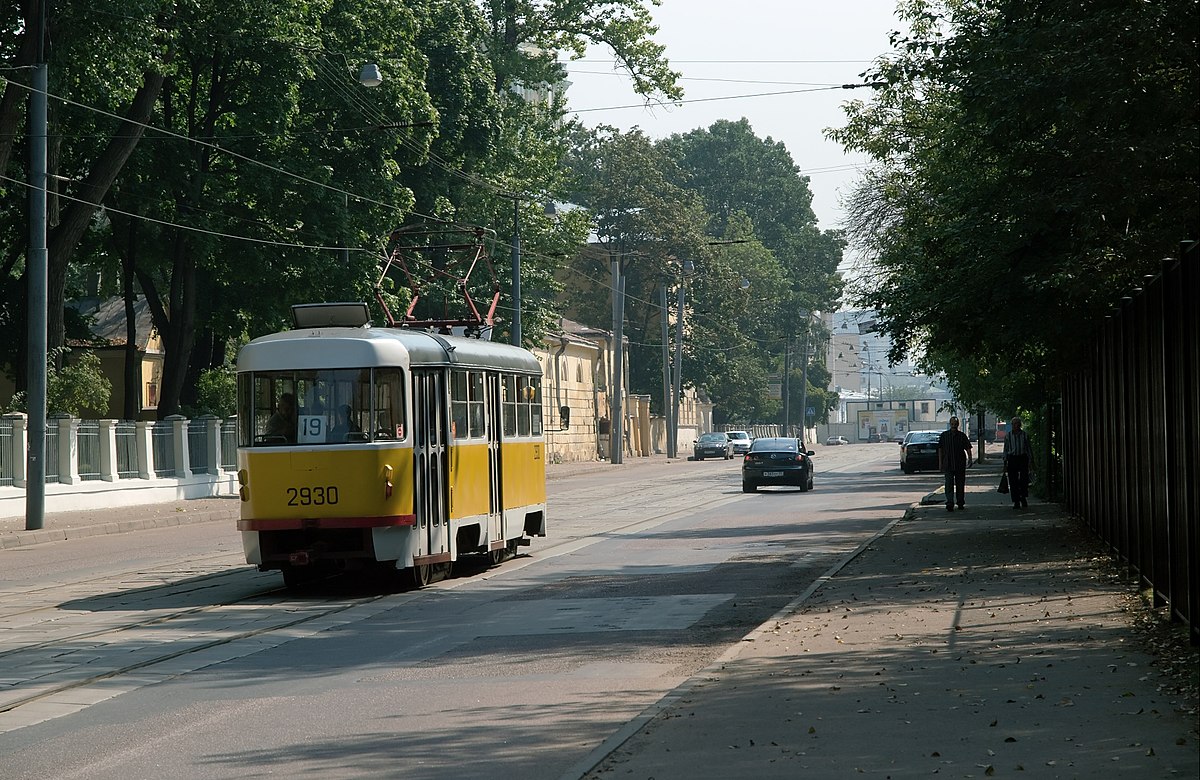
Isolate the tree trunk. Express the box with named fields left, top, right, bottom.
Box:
left=46, top=71, right=165, bottom=356
left=119, top=218, right=142, bottom=421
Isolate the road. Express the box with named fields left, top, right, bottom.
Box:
left=0, top=443, right=916, bottom=779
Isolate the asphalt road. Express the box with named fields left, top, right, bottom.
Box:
left=0, top=444, right=912, bottom=779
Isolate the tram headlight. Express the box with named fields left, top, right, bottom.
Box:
left=238, top=469, right=249, bottom=502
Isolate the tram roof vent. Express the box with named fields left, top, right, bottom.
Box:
left=292, top=302, right=371, bottom=329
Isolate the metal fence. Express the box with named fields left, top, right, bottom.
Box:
left=116, top=421, right=138, bottom=478
left=188, top=419, right=210, bottom=475
left=0, top=417, right=12, bottom=487
left=221, top=418, right=238, bottom=471
left=44, top=423, right=59, bottom=483
left=1062, top=249, right=1199, bottom=643
left=151, top=421, right=176, bottom=478
left=1, top=416, right=241, bottom=487
left=76, top=420, right=102, bottom=481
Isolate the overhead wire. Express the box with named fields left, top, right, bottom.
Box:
left=3, top=61, right=871, bottom=353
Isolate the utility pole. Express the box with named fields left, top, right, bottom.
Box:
left=510, top=198, right=521, bottom=346
left=671, top=261, right=691, bottom=457
left=609, top=254, right=624, bottom=464
left=798, top=326, right=812, bottom=446
left=26, top=1, right=48, bottom=531
left=782, top=335, right=791, bottom=435
left=660, top=283, right=674, bottom=457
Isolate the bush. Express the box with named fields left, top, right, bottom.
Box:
left=193, top=366, right=236, bottom=418
left=4, top=348, right=112, bottom=417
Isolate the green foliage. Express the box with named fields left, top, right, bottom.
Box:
left=831, top=0, right=1198, bottom=413
left=191, top=366, right=237, bottom=419
left=6, top=349, right=112, bottom=417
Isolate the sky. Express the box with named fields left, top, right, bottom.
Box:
left=561, top=0, right=905, bottom=260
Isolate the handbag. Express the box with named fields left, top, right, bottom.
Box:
left=997, top=472, right=1010, bottom=494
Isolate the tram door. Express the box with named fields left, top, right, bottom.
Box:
left=486, top=373, right=504, bottom=540
left=411, top=370, right=449, bottom=556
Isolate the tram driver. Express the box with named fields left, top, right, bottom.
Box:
left=264, top=392, right=297, bottom=443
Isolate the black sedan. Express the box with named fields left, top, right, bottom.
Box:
left=741, top=437, right=815, bottom=493
left=693, top=432, right=734, bottom=460
left=900, top=430, right=942, bottom=473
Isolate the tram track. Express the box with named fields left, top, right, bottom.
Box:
left=0, top=463, right=808, bottom=731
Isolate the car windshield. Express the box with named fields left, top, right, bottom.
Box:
left=750, top=438, right=797, bottom=452
left=728, top=432, right=749, bottom=440
left=911, top=432, right=941, bottom=443
left=699, top=434, right=725, bottom=442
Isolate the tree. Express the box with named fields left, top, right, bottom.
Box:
left=660, top=119, right=846, bottom=424
left=830, top=0, right=1198, bottom=412
left=0, top=0, right=168, bottom=389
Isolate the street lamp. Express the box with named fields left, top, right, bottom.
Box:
left=359, top=63, right=382, bottom=87
left=25, top=2, right=49, bottom=531
left=796, top=310, right=819, bottom=443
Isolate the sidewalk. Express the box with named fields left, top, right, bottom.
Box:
left=4, top=457, right=1195, bottom=776
left=575, top=460, right=1199, bottom=778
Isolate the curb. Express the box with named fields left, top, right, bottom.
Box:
left=558, top=505, right=915, bottom=780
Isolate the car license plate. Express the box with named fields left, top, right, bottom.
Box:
left=764, top=471, right=783, bottom=477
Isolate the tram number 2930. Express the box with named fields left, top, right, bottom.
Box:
left=286, top=486, right=339, bottom=506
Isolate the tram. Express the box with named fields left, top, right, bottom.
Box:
left=234, top=302, right=546, bottom=588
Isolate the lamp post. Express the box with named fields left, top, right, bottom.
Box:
left=510, top=197, right=521, bottom=346
left=796, top=310, right=818, bottom=445
left=610, top=252, right=628, bottom=464
left=25, top=2, right=48, bottom=531
left=660, top=282, right=672, bottom=456
left=670, top=260, right=693, bottom=460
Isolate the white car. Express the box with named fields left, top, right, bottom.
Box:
left=825, top=435, right=849, bottom=446
left=726, top=430, right=752, bottom=455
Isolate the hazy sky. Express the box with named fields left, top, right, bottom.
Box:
left=562, top=0, right=904, bottom=236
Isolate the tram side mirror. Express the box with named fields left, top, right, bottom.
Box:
left=559, top=405, right=571, bottom=430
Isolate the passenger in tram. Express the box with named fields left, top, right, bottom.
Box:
left=327, top=404, right=361, bottom=442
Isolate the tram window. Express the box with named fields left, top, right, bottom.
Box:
left=468, top=371, right=485, bottom=438
left=372, top=368, right=405, bottom=440
left=242, top=369, right=385, bottom=446
left=528, top=376, right=543, bottom=435
left=450, top=370, right=469, bottom=439
left=502, top=375, right=517, bottom=436
left=237, top=374, right=253, bottom=445
left=514, top=375, right=542, bottom=436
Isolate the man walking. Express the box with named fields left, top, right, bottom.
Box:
left=1003, top=416, right=1032, bottom=509
left=938, top=416, right=973, bottom=511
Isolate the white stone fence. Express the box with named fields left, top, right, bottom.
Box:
left=0, top=413, right=238, bottom=519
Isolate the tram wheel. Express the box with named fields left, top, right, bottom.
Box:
left=487, top=548, right=506, bottom=567
left=410, top=563, right=433, bottom=588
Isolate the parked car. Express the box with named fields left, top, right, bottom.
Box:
left=726, top=430, right=752, bottom=455
left=741, top=437, right=815, bottom=493
left=693, top=432, right=734, bottom=460
left=867, top=433, right=881, bottom=443
left=825, top=435, right=848, bottom=446
left=900, top=430, right=942, bottom=473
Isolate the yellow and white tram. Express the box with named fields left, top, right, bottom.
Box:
left=234, top=303, right=546, bottom=588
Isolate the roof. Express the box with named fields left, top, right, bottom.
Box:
left=66, top=296, right=159, bottom=351
left=238, top=325, right=542, bottom=374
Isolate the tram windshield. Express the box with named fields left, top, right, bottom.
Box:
left=238, top=368, right=405, bottom=446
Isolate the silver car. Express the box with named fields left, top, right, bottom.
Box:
left=726, top=430, right=752, bottom=455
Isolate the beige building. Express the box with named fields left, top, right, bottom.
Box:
left=535, top=317, right=711, bottom=464
left=0, top=296, right=163, bottom=420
